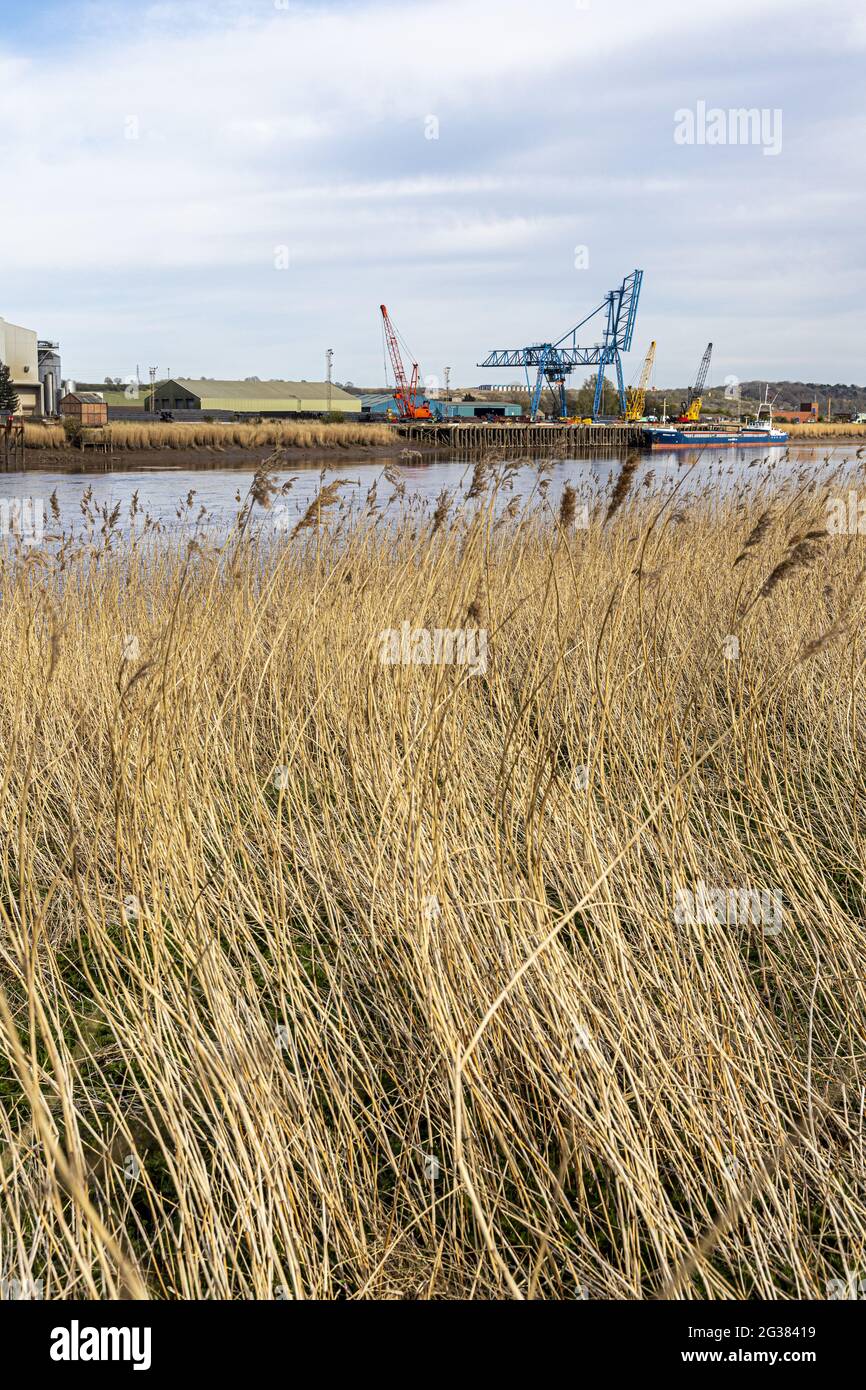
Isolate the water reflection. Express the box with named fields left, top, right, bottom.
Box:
left=0, top=444, right=857, bottom=542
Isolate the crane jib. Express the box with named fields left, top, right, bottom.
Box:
left=477, top=269, right=644, bottom=422
left=380, top=303, right=430, bottom=420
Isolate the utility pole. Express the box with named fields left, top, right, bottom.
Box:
left=326, top=348, right=334, bottom=417
left=444, top=366, right=451, bottom=403
left=149, top=366, right=158, bottom=414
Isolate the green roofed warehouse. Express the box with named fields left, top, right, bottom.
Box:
left=144, top=379, right=359, bottom=416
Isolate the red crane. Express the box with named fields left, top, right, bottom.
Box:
left=379, top=304, right=432, bottom=420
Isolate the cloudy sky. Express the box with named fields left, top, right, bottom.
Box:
left=1, top=0, right=864, bottom=389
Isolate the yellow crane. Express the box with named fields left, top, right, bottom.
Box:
left=678, top=342, right=713, bottom=422
left=625, top=340, right=656, bottom=422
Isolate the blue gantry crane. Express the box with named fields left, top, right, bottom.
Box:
left=478, top=269, right=643, bottom=421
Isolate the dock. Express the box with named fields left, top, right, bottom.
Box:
left=396, top=421, right=643, bottom=453
left=2, top=421, right=25, bottom=471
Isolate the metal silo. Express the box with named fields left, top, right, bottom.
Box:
left=38, top=341, right=62, bottom=416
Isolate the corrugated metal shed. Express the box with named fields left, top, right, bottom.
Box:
left=360, top=393, right=399, bottom=414
left=362, top=393, right=522, bottom=420
left=433, top=400, right=522, bottom=419
left=146, top=379, right=360, bottom=414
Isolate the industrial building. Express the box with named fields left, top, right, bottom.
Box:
left=433, top=399, right=522, bottom=420
left=360, top=392, right=411, bottom=417
left=774, top=402, right=819, bottom=423
left=0, top=316, right=42, bottom=415
left=361, top=393, right=522, bottom=420
left=143, top=379, right=360, bottom=416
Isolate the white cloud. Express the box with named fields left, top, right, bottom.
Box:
left=0, top=0, right=863, bottom=382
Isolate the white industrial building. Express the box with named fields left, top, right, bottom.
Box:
left=0, top=316, right=43, bottom=415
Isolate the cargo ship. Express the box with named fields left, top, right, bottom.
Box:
left=642, top=396, right=788, bottom=449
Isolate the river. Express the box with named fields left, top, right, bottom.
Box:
left=0, top=442, right=861, bottom=543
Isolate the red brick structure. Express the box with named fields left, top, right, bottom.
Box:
left=775, top=401, right=819, bottom=423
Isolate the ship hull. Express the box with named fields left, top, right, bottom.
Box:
left=643, top=426, right=789, bottom=448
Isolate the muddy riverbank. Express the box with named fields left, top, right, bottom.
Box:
left=15, top=441, right=440, bottom=473
left=11, top=435, right=862, bottom=475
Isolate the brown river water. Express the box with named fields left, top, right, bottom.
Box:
left=0, top=443, right=861, bottom=542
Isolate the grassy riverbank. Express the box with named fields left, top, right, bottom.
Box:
left=22, top=419, right=396, bottom=450
left=20, top=419, right=866, bottom=457
left=1, top=459, right=865, bottom=1299
left=786, top=421, right=866, bottom=440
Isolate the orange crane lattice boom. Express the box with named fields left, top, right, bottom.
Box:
left=380, top=304, right=432, bottom=419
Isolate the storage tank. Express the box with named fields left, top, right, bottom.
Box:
left=38, top=341, right=62, bottom=416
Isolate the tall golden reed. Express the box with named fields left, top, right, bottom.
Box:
left=22, top=420, right=395, bottom=450
left=0, top=467, right=864, bottom=1300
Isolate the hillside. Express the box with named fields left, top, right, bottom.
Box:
left=483, top=377, right=866, bottom=419
left=668, top=381, right=866, bottom=417
left=69, top=378, right=866, bottom=420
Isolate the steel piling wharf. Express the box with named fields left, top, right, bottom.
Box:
left=396, top=421, right=643, bottom=453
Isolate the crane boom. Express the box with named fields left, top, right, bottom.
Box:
left=380, top=304, right=431, bottom=419
left=680, top=342, right=713, bottom=422
left=625, top=340, right=656, bottom=422
left=478, top=269, right=643, bottom=421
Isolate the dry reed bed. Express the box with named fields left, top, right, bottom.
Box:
left=0, top=463, right=865, bottom=1300
left=787, top=422, right=866, bottom=439
left=22, top=420, right=395, bottom=450
left=22, top=420, right=866, bottom=453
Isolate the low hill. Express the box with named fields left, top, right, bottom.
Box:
left=693, top=381, right=866, bottom=417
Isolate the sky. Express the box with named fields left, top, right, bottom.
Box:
left=1, top=0, right=864, bottom=390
